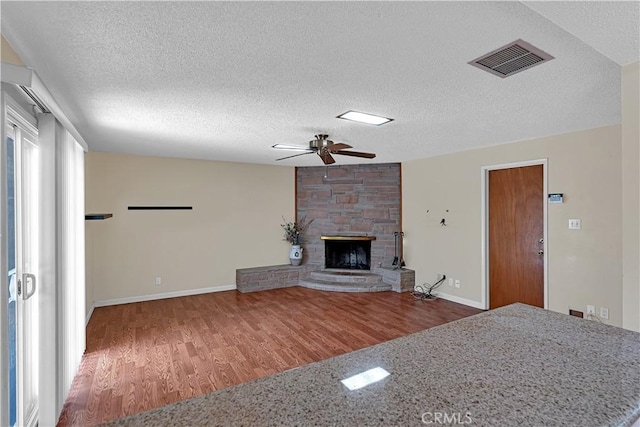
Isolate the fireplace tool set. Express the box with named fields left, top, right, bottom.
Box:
left=392, top=231, right=405, bottom=269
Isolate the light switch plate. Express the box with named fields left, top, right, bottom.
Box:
left=569, top=219, right=581, bottom=230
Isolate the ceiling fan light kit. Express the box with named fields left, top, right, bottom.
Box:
left=273, top=134, right=376, bottom=165
left=336, top=110, right=394, bottom=126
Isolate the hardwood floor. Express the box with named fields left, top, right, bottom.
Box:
left=57, top=287, right=482, bottom=426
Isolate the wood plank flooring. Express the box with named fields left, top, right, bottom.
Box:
left=56, top=287, right=482, bottom=426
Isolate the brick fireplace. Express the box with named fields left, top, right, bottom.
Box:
left=296, top=163, right=402, bottom=273
left=236, top=162, right=413, bottom=294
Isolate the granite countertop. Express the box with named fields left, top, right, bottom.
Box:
left=103, top=303, right=640, bottom=427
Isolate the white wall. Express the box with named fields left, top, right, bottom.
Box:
left=85, top=152, right=295, bottom=308
left=403, top=125, right=624, bottom=326
left=622, top=61, right=640, bottom=332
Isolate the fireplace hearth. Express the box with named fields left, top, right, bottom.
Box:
left=323, top=236, right=374, bottom=270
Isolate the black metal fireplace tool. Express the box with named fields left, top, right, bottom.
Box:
left=392, top=231, right=405, bottom=270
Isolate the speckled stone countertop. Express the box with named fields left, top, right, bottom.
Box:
left=102, top=303, right=640, bottom=427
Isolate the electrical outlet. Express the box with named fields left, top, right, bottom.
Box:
left=448, top=278, right=454, bottom=287
left=600, top=307, right=609, bottom=319
left=155, top=277, right=162, bottom=286
left=586, top=305, right=595, bottom=316
left=454, top=280, right=460, bottom=288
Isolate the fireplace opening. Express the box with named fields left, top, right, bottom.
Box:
left=325, top=239, right=371, bottom=270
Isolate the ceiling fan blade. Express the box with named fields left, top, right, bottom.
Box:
left=272, top=144, right=313, bottom=151
left=327, top=143, right=352, bottom=152
left=275, top=135, right=370, bottom=164
left=276, top=151, right=314, bottom=161
left=319, top=151, right=336, bottom=165
left=334, top=150, right=376, bottom=159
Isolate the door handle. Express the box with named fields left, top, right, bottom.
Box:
left=538, top=249, right=544, bottom=255
left=22, top=273, right=36, bottom=300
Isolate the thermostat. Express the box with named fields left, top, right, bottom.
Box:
left=548, top=193, right=563, bottom=204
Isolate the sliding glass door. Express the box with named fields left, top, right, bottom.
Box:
left=5, top=103, right=39, bottom=427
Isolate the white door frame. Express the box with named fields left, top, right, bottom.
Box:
left=480, top=159, right=549, bottom=311
left=0, top=90, right=8, bottom=427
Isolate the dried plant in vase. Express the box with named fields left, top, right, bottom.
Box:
left=281, top=217, right=313, bottom=246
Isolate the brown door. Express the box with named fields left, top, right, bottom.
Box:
left=489, top=164, right=544, bottom=309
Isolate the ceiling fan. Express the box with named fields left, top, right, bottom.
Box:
left=272, top=134, right=376, bottom=165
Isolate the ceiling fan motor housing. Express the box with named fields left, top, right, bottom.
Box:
left=274, top=134, right=374, bottom=164
left=309, top=134, right=333, bottom=150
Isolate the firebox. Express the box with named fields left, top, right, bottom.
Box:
left=323, top=236, right=374, bottom=270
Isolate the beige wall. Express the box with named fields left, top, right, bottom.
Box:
left=622, top=62, right=640, bottom=332
left=1, top=35, right=25, bottom=66
left=403, top=125, right=623, bottom=326
left=84, top=156, right=94, bottom=319
left=85, top=152, right=294, bottom=307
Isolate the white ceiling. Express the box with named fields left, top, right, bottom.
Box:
left=1, top=1, right=638, bottom=167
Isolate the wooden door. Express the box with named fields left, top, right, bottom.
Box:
left=489, top=165, right=544, bottom=309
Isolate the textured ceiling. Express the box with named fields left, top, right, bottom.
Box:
left=522, top=1, right=640, bottom=66
left=1, top=1, right=638, bottom=166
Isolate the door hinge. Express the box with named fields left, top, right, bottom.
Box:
left=17, top=279, right=22, bottom=296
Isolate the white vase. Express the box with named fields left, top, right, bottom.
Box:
left=289, top=245, right=303, bottom=266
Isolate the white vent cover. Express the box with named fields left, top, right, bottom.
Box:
left=468, top=39, right=554, bottom=78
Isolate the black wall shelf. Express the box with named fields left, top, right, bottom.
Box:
left=85, top=213, right=113, bottom=220
left=128, top=206, right=192, bottom=210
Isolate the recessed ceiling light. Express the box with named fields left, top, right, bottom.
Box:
left=340, top=367, right=390, bottom=391
left=337, top=110, right=393, bottom=126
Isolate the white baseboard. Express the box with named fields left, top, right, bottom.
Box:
left=93, top=285, right=237, bottom=308
left=433, top=291, right=485, bottom=310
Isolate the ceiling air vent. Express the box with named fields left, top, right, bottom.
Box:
left=468, top=39, right=554, bottom=78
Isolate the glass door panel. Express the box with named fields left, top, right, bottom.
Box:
left=6, top=132, right=17, bottom=427
left=17, top=131, right=39, bottom=427
left=5, top=110, right=39, bottom=427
